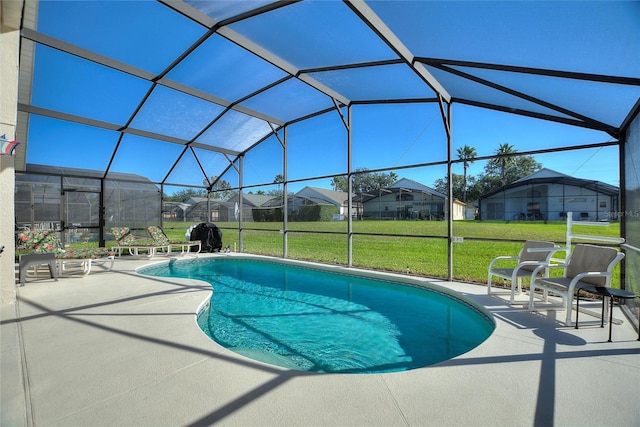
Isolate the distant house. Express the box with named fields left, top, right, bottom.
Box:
left=360, top=178, right=465, bottom=220
left=225, top=193, right=274, bottom=222
left=478, top=168, right=619, bottom=221
left=451, top=199, right=468, bottom=221
left=170, top=193, right=273, bottom=223
left=168, top=197, right=228, bottom=223
left=178, top=197, right=233, bottom=223
left=255, top=187, right=349, bottom=221
left=257, top=194, right=336, bottom=221
left=162, top=201, right=192, bottom=221
left=296, top=187, right=351, bottom=218
left=464, top=203, right=479, bottom=220
left=226, top=193, right=274, bottom=210
left=179, top=197, right=207, bottom=222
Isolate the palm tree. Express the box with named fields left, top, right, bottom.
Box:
left=273, top=174, right=284, bottom=196
left=456, top=145, right=477, bottom=202
left=495, top=143, right=516, bottom=186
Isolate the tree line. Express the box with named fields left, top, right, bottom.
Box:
left=164, top=143, right=541, bottom=205
left=164, top=174, right=287, bottom=202
left=330, top=169, right=398, bottom=194
left=163, top=176, right=233, bottom=202
left=331, top=144, right=540, bottom=205
left=435, top=143, right=541, bottom=203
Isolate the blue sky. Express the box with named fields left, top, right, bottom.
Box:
left=284, top=104, right=618, bottom=194
left=24, top=1, right=635, bottom=194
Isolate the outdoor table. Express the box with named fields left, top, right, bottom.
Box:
left=575, top=285, right=640, bottom=342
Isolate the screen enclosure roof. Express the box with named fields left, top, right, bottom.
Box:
left=11, top=0, right=640, bottom=188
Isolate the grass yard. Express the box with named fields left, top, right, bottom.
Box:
left=161, top=219, right=622, bottom=287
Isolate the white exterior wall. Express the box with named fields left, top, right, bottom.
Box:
left=1, top=17, right=21, bottom=302
left=451, top=202, right=465, bottom=221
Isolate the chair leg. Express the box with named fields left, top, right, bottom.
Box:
left=80, top=259, right=92, bottom=276
left=528, top=283, right=536, bottom=311
left=510, top=278, right=522, bottom=304
left=565, top=295, right=573, bottom=326
left=602, top=296, right=609, bottom=326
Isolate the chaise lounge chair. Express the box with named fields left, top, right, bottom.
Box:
left=488, top=240, right=561, bottom=304
left=528, top=243, right=625, bottom=326
left=147, top=226, right=201, bottom=255
left=17, top=229, right=115, bottom=279
left=110, top=227, right=169, bottom=257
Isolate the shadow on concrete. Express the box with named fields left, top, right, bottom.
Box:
left=5, top=267, right=639, bottom=426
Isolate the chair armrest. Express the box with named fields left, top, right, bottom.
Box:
left=518, top=260, right=549, bottom=266
left=489, top=255, right=519, bottom=270
left=524, top=246, right=567, bottom=266
left=525, top=245, right=565, bottom=254
left=566, top=271, right=612, bottom=294
left=530, top=262, right=567, bottom=278
left=572, top=271, right=611, bottom=281
left=544, top=262, right=567, bottom=269
left=510, top=260, right=552, bottom=278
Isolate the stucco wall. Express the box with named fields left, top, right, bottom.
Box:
left=1, top=24, right=20, bottom=302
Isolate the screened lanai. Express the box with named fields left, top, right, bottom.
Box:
left=2, top=1, right=640, bottom=297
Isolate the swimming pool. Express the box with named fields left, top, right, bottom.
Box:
left=140, top=256, right=495, bottom=374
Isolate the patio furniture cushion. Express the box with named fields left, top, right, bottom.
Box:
left=147, top=226, right=201, bottom=254
left=17, top=229, right=115, bottom=277
left=565, top=244, right=618, bottom=287
left=17, top=229, right=114, bottom=259
left=147, top=226, right=200, bottom=246
left=147, top=226, right=171, bottom=245
left=110, top=226, right=170, bottom=257
left=18, top=229, right=65, bottom=255
left=518, top=240, right=559, bottom=271
left=111, top=227, right=138, bottom=245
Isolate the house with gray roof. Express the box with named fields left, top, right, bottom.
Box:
left=361, top=178, right=466, bottom=220
left=478, top=168, right=619, bottom=221
left=296, top=187, right=351, bottom=218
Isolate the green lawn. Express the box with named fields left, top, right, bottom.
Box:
left=161, top=219, right=622, bottom=287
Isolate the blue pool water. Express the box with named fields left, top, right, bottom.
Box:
left=141, top=258, right=494, bottom=374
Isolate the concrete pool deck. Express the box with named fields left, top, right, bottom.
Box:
left=2, top=253, right=639, bottom=427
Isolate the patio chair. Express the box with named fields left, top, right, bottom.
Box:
left=528, top=243, right=625, bottom=326
left=147, top=226, right=201, bottom=255
left=16, top=229, right=115, bottom=278
left=110, top=227, right=169, bottom=257
left=488, top=240, right=561, bottom=304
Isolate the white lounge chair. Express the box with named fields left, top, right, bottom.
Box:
left=110, top=227, right=169, bottom=257
left=147, top=226, right=201, bottom=255
left=528, top=243, right=625, bottom=326
left=488, top=240, right=561, bottom=304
